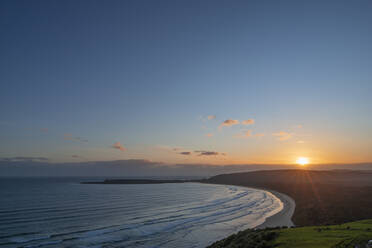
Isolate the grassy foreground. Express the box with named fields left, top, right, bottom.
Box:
left=207, top=219, right=372, bottom=248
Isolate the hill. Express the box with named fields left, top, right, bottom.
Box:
left=202, top=170, right=372, bottom=226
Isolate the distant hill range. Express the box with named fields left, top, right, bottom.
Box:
left=203, top=169, right=372, bottom=186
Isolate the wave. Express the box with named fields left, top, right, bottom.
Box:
left=0, top=182, right=282, bottom=248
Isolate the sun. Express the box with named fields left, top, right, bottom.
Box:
left=296, top=157, right=309, bottom=166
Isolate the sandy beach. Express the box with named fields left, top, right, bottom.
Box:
left=256, top=189, right=295, bottom=229
left=203, top=182, right=296, bottom=229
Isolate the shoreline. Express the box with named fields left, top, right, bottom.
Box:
left=83, top=179, right=296, bottom=230
left=201, top=183, right=296, bottom=229
left=255, top=188, right=295, bottom=229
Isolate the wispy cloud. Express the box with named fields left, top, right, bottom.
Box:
left=179, top=152, right=192, bottom=155
left=205, top=133, right=214, bottom=137
left=219, top=119, right=239, bottom=129
left=199, top=115, right=217, bottom=123
left=40, top=128, right=48, bottom=133
left=194, top=150, right=226, bottom=156
left=64, top=133, right=88, bottom=142
left=243, top=130, right=252, bottom=137
left=0, top=156, right=49, bottom=162
left=242, top=119, right=255, bottom=125
left=234, top=130, right=252, bottom=139
left=154, top=145, right=186, bottom=153
left=272, top=131, right=292, bottom=141
left=157, top=146, right=226, bottom=158
left=234, top=130, right=266, bottom=139
left=111, top=142, right=127, bottom=152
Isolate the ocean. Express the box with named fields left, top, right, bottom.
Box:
left=0, top=178, right=283, bottom=248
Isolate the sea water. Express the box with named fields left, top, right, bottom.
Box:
left=0, top=178, right=282, bottom=248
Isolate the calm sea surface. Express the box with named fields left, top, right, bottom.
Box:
left=0, top=178, right=282, bottom=248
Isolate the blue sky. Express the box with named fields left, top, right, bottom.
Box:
left=1, top=0, right=371, bottom=165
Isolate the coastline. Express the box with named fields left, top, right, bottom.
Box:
left=201, top=183, right=296, bottom=229
left=201, top=183, right=296, bottom=247
left=255, top=189, right=295, bottom=229
left=84, top=178, right=296, bottom=230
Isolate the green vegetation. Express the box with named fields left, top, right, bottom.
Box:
left=207, top=220, right=372, bottom=248
left=207, top=228, right=279, bottom=248
left=275, top=219, right=372, bottom=248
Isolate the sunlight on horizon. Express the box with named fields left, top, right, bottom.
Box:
left=296, top=157, right=309, bottom=166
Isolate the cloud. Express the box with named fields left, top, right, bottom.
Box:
left=234, top=130, right=252, bottom=139
left=64, top=134, right=88, bottom=142
left=40, top=128, right=48, bottom=133
left=179, top=152, right=192, bottom=155
left=272, top=131, right=292, bottom=141
left=194, top=150, right=226, bottom=156
left=154, top=145, right=186, bottom=154
left=158, top=146, right=225, bottom=157
left=205, top=133, right=214, bottom=137
left=0, top=156, right=49, bottom=162
left=199, top=115, right=216, bottom=123
left=242, top=119, right=255, bottom=125
left=234, top=131, right=266, bottom=139
left=219, top=119, right=239, bottom=129
left=243, top=130, right=252, bottom=137
left=273, top=131, right=289, bottom=136
left=297, top=140, right=305, bottom=144
left=175, top=149, right=227, bottom=156
left=71, top=155, right=80, bottom=158
left=111, top=142, right=127, bottom=152
left=197, top=151, right=219, bottom=156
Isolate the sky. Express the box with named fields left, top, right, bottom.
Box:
left=1, top=0, right=372, bottom=171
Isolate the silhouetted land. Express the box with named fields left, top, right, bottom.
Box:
left=82, top=179, right=190, bottom=184
left=84, top=169, right=372, bottom=226
left=201, top=169, right=372, bottom=226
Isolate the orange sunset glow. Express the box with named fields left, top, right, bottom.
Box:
left=296, top=157, right=309, bottom=166
left=2, top=1, right=372, bottom=248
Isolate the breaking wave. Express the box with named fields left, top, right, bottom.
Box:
left=0, top=179, right=282, bottom=248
